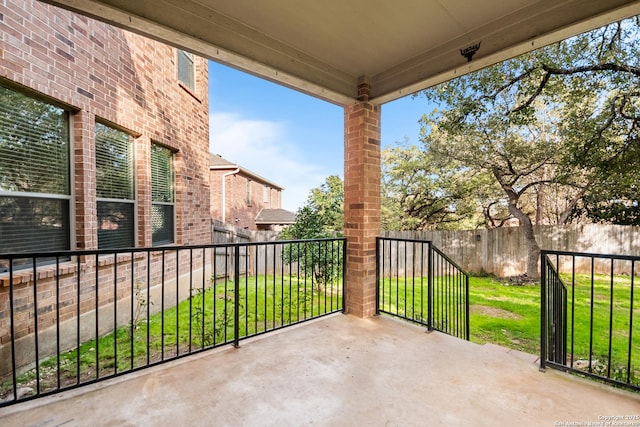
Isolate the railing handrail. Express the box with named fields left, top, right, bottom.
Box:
left=431, top=245, right=470, bottom=277
left=377, top=236, right=433, bottom=244
left=0, top=237, right=348, bottom=260
left=541, top=248, right=640, bottom=262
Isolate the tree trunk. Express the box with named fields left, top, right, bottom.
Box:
left=509, top=204, right=541, bottom=279
left=493, top=168, right=541, bottom=279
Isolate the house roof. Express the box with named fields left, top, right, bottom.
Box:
left=46, top=1, right=640, bottom=105
left=210, top=153, right=284, bottom=190
left=255, top=208, right=297, bottom=225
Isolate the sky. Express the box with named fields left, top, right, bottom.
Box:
left=208, top=61, right=429, bottom=212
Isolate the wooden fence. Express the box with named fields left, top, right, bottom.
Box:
left=211, top=220, right=288, bottom=277
left=383, top=224, right=640, bottom=277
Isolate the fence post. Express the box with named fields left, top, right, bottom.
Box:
left=427, top=241, right=433, bottom=331
left=540, top=252, right=547, bottom=372
left=233, top=245, right=240, bottom=348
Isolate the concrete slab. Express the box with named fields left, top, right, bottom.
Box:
left=0, top=314, right=638, bottom=426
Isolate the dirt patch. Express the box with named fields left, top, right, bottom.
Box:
left=471, top=305, right=522, bottom=320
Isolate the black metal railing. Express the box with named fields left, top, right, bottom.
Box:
left=541, top=255, right=567, bottom=365
left=540, top=250, right=639, bottom=392
left=0, top=238, right=345, bottom=406
left=376, top=237, right=469, bottom=340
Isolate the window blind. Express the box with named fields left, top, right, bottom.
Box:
left=95, top=122, right=135, bottom=249
left=177, top=50, right=195, bottom=91
left=0, top=85, right=70, bottom=256
left=151, top=143, right=175, bottom=245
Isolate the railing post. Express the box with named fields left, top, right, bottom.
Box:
left=540, top=251, right=547, bottom=372
left=427, top=241, right=433, bottom=331
left=233, top=245, right=240, bottom=348
left=375, top=237, right=380, bottom=315
left=465, top=274, right=470, bottom=340
left=342, top=239, right=347, bottom=313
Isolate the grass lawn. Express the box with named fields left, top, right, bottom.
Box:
left=1, top=275, right=343, bottom=399
left=381, top=274, right=639, bottom=386
left=468, top=276, right=540, bottom=354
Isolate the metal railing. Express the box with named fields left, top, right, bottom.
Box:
left=376, top=237, right=469, bottom=340
left=0, top=238, right=345, bottom=406
left=541, top=250, right=639, bottom=392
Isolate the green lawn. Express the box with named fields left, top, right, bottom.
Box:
left=1, top=275, right=343, bottom=398
left=380, top=274, right=640, bottom=386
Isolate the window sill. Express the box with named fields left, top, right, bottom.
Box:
left=96, top=251, right=147, bottom=267
left=0, top=261, right=79, bottom=288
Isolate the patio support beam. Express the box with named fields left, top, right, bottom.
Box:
left=343, top=77, right=380, bottom=318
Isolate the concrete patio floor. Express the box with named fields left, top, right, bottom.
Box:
left=0, top=314, right=638, bottom=426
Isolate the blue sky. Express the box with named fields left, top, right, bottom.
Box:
left=208, top=61, right=428, bottom=211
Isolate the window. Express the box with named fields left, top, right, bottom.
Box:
left=246, top=178, right=252, bottom=205
left=263, top=185, right=269, bottom=203
left=177, top=49, right=195, bottom=92
left=95, top=122, right=135, bottom=249
left=151, top=143, right=175, bottom=245
left=0, top=85, right=70, bottom=262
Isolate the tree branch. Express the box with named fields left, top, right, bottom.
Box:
left=511, top=63, right=640, bottom=114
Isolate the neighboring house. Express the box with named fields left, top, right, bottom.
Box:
left=210, top=154, right=295, bottom=231
left=255, top=208, right=296, bottom=232
left=0, top=1, right=210, bottom=374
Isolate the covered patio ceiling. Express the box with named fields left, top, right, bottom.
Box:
left=43, top=0, right=640, bottom=105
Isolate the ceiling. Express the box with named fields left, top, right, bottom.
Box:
left=43, top=0, right=640, bottom=105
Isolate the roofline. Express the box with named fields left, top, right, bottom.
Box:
left=254, top=219, right=296, bottom=225
left=254, top=208, right=297, bottom=224
left=210, top=165, right=284, bottom=190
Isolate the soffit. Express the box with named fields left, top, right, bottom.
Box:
left=43, top=0, right=640, bottom=104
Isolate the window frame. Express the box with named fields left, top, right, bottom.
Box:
left=177, top=49, right=196, bottom=93
left=151, top=142, right=176, bottom=246
left=246, top=178, right=252, bottom=205
left=95, top=120, right=136, bottom=249
left=0, top=84, right=73, bottom=260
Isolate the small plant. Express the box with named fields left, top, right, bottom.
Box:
left=129, top=281, right=153, bottom=340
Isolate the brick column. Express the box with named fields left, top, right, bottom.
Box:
left=136, top=138, right=151, bottom=246
left=343, top=79, right=381, bottom=318
left=73, top=111, right=97, bottom=250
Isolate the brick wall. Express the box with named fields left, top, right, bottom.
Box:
left=0, top=0, right=211, bottom=375
left=1, top=0, right=211, bottom=247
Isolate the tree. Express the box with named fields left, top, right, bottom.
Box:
left=280, top=177, right=345, bottom=288
left=416, top=17, right=640, bottom=278
left=381, top=139, right=484, bottom=230
left=306, top=175, right=344, bottom=233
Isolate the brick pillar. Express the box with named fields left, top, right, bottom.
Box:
left=74, top=111, right=97, bottom=250
left=344, top=79, right=381, bottom=318
left=136, top=138, right=151, bottom=246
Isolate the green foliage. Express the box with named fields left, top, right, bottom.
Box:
left=381, top=17, right=640, bottom=276
left=381, top=139, right=488, bottom=230
left=306, top=175, right=344, bottom=233
left=415, top=17, right=640, bottom=228
left=280, top=222, right=343, bottom=288
left=281, top=205, right=328, bottom=240
left=280, top=177, right=344, bottom=287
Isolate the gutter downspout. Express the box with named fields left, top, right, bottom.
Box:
left=221, top=168, right=240, bottom=223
